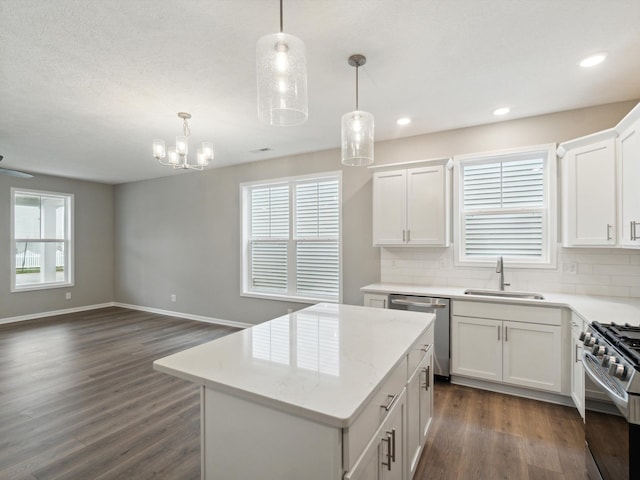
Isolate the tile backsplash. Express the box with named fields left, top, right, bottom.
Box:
left=380, top=245, right=640, bottom=298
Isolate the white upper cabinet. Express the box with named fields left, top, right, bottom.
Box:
left=373, top=169, right=407, bottom=245
left=617, top=115, right=640, bottom=248
left=372, top=159, right=450, bottom=247
left=560, top=132, right=617, bottom=246
left=559, top=101, right=640, bottom=249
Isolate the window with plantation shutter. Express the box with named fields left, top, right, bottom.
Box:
left=242, top=172, right=341, bottom=302
left=453, top=145, right=557, bottom=267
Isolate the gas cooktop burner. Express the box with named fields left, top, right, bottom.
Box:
left=593, top=321, right=640, bottom=367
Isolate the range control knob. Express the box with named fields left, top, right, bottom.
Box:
left=608, top=363, right=628, bottom=381
left=602, top=355, right=618, bottom=368
left=579, top=331, right=588, bottom=341
left=582, top=333, right=592, bottom=345
left=585, top=337, right=597, bottom=348
left=592, top=345, right=608, bottom=357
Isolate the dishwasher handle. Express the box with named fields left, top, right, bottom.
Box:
left=390, top=298, right=447, bottom=309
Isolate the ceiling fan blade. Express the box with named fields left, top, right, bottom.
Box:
left=0, top=167, right=34, bottom=178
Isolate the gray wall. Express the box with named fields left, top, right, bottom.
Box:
left=114, top=100, right=638, bottom=325
left=0, top=173, right=114, bottom=319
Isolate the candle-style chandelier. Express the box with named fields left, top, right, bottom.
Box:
left=152, top=112, right=213, bottom=171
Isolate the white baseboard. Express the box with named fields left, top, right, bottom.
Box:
left=1, top=302, right=252, bottom=330
left=113, top=302, right=252, bottom=329
left=0, top=302, right=116, bottom=325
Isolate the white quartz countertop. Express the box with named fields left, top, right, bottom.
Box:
left=361, top=283, right=640, bottom=326
left=153, top=303, right=434, bottom=428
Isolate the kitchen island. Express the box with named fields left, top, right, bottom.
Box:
left=153, top=303, right=435, bottom=480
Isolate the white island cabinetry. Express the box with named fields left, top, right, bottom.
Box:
left=154, top=303, right=435, bottom=480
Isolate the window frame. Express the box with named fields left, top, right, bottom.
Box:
left=10, top=188, right=75, bottom=292
left=240, top=171, right=342, bottom=304
left=452, top=144, right=557, bottom=269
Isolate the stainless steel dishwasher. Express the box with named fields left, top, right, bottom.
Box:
left=388, top=294, right=450, bottom=380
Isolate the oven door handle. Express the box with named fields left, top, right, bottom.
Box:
left=582, top=352, right=629, bottom=411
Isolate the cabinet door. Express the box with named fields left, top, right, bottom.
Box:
left=617, top=120, right=640, bottom=248
left=380, top=392, right=405, bottom=480
left=563, top=138, right=616, bottom=246
left=406, top=166, right=449, bottom=246
left=373, top=170, right=407, bottom=245
left=364, top=293, right=388, bottom=309
left=451, top=316, right=502, bottom=382
left=343, top=437, right=381, bottom=480
left=418, top=351, right=433, bottom=448
left=570, top=316, right=585, bottom=419
left=502, top=321, right=562, bottom=392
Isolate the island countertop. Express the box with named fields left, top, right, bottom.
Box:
left=153, top=303, right=434, bottom=428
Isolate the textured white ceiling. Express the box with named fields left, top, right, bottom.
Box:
left=1, top=0, right=639, bottom=184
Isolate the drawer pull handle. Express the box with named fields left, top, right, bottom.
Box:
left=382, top=428, right=396, bottom=471
left=388, top=428, right=396, bottom=463
left=423, top=365, right=430, bottom=391
left=380, top=393, right=398, bottom=412
left=497, top=324, right=500, bottom=341
left=420, top=343, right=431, bottom=352
left=607, top=223, right=613, bottom=241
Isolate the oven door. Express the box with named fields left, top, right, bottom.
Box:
left=583, top=352, right=640, bottom=480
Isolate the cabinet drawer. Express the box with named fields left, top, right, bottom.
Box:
left=407, top=328, right=433, bottom=375
left=343, top=356, right=407, bottom=470
left=453, top=300, right=561, bottom=326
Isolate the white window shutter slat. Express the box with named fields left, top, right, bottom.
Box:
left=461, top=156, right=545, bottom=259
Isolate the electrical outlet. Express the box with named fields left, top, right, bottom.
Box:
left=563, top=262, right=577, bottom=274
left=170, top=294, right=177, bottom=302
left=65, top=292, right=71, bottom=300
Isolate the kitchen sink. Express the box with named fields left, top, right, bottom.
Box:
left=463, top=289, right=545, bottom=300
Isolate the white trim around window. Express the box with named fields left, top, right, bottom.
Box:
left=452, top=144, right=557, bottom=268
left=11, top=188, right=75, bottom=292
left=240, top=171, right=342, bottom=304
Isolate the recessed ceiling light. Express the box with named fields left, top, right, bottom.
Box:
left=579, top=53, right=607, bottom=68
left=396, top=117, right=411, bottom=126
left=493, top=107, right=510, bottom=116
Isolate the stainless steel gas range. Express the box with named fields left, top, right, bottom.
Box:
left=581, top=322, right=640, bottom=480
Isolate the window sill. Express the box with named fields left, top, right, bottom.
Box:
left=241, top=290, right=340, bottom=305
left=11, top=281, right=74, bottom=293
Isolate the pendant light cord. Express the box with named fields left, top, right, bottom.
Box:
left=280, top=0, right=283, bottom=32
left=355, top=65, right=359, bottom=111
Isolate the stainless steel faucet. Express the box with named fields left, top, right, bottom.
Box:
left=496, top=256, right=511, bottom=291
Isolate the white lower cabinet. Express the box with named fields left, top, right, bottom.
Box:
left=406, top=348, right=433, bottom=479
left=570, top=313, right=586, bottom=419
left=364, top=293, right=388, bottom=309
left=346, top=335, right=434, bottom=480
left=345, top=389, right=406, bottom=480
left=451, top=301, right=562, bottom=393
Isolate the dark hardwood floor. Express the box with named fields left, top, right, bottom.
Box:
left=416, top=381, right=588, bottom=480
left=0, top=307, right=588, bottom=479
left=0, top=307, right=237, bottom=480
